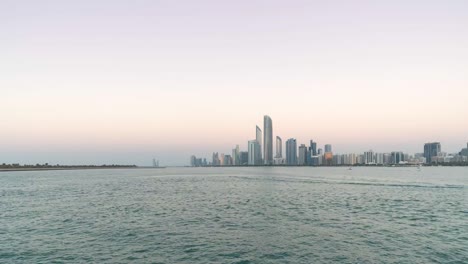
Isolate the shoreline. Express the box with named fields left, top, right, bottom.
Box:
left=2, top=165, right=467, bottom=172
left=0, top=166, right=141, bottom=172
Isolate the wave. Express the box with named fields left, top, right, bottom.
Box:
left=229, top=175, right=465, bottom=189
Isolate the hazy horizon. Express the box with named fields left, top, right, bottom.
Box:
left=2, top=0, right=468, bottom=166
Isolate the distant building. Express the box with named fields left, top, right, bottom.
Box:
left=383, top=153, right=392, bottom=164
left=459, top=143, right=468, bottom=157
left=286, top=138, right=297, bottom=165
left=342, top=154, right=348, bottom=165
left=274, top=157, right=285, bottom=165
left=324, top=152, right=333, bottom=166
left=309, top=140, right=317, bottom=156
left=356, top=154, right=364, bottom=164
left=340, top=154, right=346, bottom=165
left=403, top=153, right=409, bottom=162
left=333, top=154, right=341, bottom=165
left=412, top=153, right=426, bottom=164
left=220, top=153, right=225, bottom=165
left=348, top=153, right=357, bottom=165
left=325, top=144, right=332, bottom=153
left=311, top=156, right=321, bottom=166
left=306, top=151, right=312, bottom=165
left=190, top=155, right=203, bottom=167
left=275, top=136, right=282, bottom=158
left=223, top=155, right=232, bottom=166
left=375, top=153, right=384, bottom=165
left=424, top=142, right=441, bottom=164
left=317, top=148, right=323, bottom=155
left=248, top=140, right=262, bottom=165
left=152, top=158, right=159, bottom=167
left=212, top=152, right=220, bottom=166
left=232, top=145, right=240, bottom=165
left=239, top=151, right=249, bottom=165
left=256, top=126, right=262, bottom=160
left=298, top=144, right=308, bottom=165
left=391, top=151, right=404, bottom=164
left=263, top=115, right=273, bottom=165
left=364, top=150, right=375, bottom=164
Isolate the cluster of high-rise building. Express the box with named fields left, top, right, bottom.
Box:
left=190, top=156, right=207, bottom=167
left=190, top=116, right=468, bottom=167
left=422, top=142, right=468, bottom=164
left=152, top=158, right=160, bottom=167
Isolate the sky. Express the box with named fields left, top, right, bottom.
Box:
left=1, top=0, right=468, bottom=166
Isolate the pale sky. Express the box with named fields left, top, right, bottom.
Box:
left=1, top=0, right=468, bottom=166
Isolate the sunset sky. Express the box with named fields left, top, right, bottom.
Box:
left=2, top=0, right=468, bottom=165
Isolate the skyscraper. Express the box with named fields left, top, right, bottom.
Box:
left=424, top=142, right=441, bottom=164
left=307, top=140, right=317, bottom=165
left=325, top=144, right=332, bottom=153
left=348, top=153, right=357, bottom=165
left=375, top=153, right=384, bottom=165
left=383, top=153, right=392, bottom=164
left=286, top=138, right=297, bottom=165
left=324, top=152, right=333, bottom=166
left=248, top=140, right=261, bottom=165
left=364, top=150, right=375, bottom=164
left=256, top=125, right=262, bottom=160
left=309, top=140, right=317, bottom=156
left=223, top=155, right=232, bottom=166
left=275, top=136, right=282, bottom=158
left=232, top=145, right=240, bottom=165
left=263, top=115, right=273, bottom=165
left=298, top=144, right=308, bottom=165
left=239, top=151, right=249, bottom=165
left=391, top=151, right=404, bottom=164
left=220, top=153, right=225, bottom=165
left=461, top=143, right=468, bottom=157
left=212, top=152, right=220, bottom=166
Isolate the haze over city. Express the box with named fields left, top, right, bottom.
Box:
left=2, top=0, right=468, bottom=166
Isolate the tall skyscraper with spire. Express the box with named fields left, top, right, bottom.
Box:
left=263, top=115, right=273, bottom=165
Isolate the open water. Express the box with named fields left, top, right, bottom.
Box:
left=0, top=167, right=467, bottom=263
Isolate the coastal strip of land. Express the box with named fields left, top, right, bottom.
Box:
left=0, top=164, right=138, bottom=172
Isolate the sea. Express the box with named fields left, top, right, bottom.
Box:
left=0, top=167, right=467, bottom=263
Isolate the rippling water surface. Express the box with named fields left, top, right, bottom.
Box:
left=1, top=167, right=467, bottom=263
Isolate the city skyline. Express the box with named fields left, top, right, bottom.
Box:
left=2, top=111, right=468, bottom=166
left=2, top=2, right=467, bottom=263
left=191, top=115, right=468, bottom=167
left=2, top=0, right=468, bottom=166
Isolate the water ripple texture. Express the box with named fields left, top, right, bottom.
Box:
left=1, top=167, right=467, bottom=263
